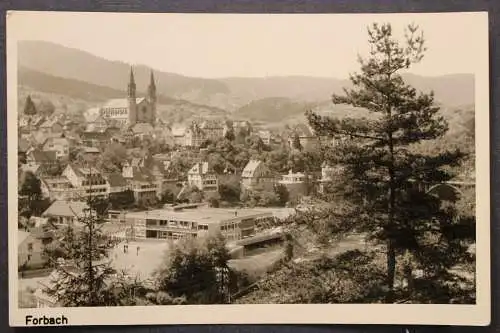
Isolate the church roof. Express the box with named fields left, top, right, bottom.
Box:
left=131, top=122, right=154, bottom=134
left=103, top=98, right=145, bottom=109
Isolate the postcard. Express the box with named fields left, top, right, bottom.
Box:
left=7, top=11, right=490, bottom=326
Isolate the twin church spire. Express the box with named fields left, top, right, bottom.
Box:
left=127, top=66, right=157, bottom=125
left=127, top=66, right=156, bottom=101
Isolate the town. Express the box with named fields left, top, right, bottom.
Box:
left=15, top=22, right=477, bottom=308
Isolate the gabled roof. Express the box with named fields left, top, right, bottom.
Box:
left=131, top=122, right=154, bottom=134
left=42, top=200, right=92, bottom=218
left=188, top=162, right=214, bottom=176
left=43, top=137, right=69, bottom=147
left=18, top=230, right=31, bottom=246
left=66, top=163, right=104, bottom=178
left=242, top=160, right=263, bottom=178
left=106, top=173, right=128, bottom=187
left=82, top=146, right=100, bottom=154
left=28, top=149, right=57, bottom=163
left=39, top=118, right=62, bottom=129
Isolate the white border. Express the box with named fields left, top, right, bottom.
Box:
left=7, top=11, right=491, bottom=327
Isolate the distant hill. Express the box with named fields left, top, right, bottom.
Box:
left=232, top=97, right=317, bottom=123
left=18, top=41, right=475, bottom=111
left=17, top=67, right=229, bottom=123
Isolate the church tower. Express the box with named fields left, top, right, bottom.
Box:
left=127, top=67, right=137, bottom=125
left=147, top=70, right=157, bottom=125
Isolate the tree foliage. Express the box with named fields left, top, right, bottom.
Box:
left=306, top=23, right=474, bottom=303
left=154, top=234, right=232, bottom=304
left=23, top=95, right=37, bottom=116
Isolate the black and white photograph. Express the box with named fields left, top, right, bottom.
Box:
left=7, top=11, right=490, bottom=326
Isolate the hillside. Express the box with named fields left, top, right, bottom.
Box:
left=17, top=67, right=229, bottom=123
left=18, top=41, right=475, bottom=111
left=232, top=97, right=317, bottom=123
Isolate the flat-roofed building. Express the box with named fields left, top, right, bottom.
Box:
left=125, top=205, right=273, bottom=242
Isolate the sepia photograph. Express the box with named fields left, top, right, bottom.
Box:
left=7, top=11, right=490, bottom=326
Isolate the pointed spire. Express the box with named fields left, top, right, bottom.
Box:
left=129, top=66, right=135, bottom=85
left=149, top=70, right=156, bottom=88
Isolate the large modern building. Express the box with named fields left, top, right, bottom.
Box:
left=125, top=205, right=274, bottom=242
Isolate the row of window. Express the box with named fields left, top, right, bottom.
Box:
left=86, top=188, right=107, bottom=193
left=82, top=179, right=107, bottom=186
left=102, top=108, right=128, bottom=116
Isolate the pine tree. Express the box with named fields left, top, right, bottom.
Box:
left=23, top=95, right=37, bottom=116
left=306, top=23, right=474, bottom=302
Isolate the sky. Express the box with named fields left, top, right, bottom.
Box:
left=7, top=11, right=487, bottom=79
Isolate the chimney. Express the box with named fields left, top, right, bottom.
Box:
left=234, top=211, right=238, bottom=217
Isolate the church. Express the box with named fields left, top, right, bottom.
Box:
left=99, top=68, right=157, bottom=127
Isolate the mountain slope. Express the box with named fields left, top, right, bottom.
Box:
left=18, top=40, right=475, bottom=110
left=17, top=67, right=229, bottom=123
left=18, top=40, right=230, bottom=100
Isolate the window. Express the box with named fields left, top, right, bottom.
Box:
left=27, top=243, right=33, bottom=252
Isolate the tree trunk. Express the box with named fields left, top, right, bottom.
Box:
left=386, top=238, right=396, bottom=303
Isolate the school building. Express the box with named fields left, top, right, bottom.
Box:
left=124, top=204, right=274, bottom=242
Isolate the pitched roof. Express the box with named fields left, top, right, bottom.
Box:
left=66, top=163, right=104, bottom=178
left=43, top=137, right=69, bottom=147
left=82, top=146, right=100, bottom=154
left=18, top=230, right=31, bottom=246
left=42, top=200, right=91, bottom=218
left=39, top=118, right=62, bottom=129
left=29, top=149, right=57, bottom=163
left=131, top=122, right=154, bottom=134
left=188, top=162, right=213, bottom=176
left=242, top=160, right=263, bottom=178
left=18, top=138, right=31, bottom=152
left=103, top=98, right=145, bottom=109
left=106, top=173, right=128, bottom=187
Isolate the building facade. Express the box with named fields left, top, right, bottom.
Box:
left=63, top=164, right=109, bottom=199
left=125, top=205, right=273, bottom=242
left=241, top=160, right=276, bottom=191
left=99, top=68, right=157, bottom=127
left=187, top=162, right=219, bottom=193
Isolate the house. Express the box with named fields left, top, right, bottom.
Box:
left=42, top=137, right=70, bottom=160
left=200, top=119, right=225, bottom=141
left=38, top=118, right=63, bottom=135
left=241, top=160, right=276, bottom=191
left=18, top=230, right=47, bottom=269
left=130, top=122, right=155, bottom=140
left=41, top=200, right=93, bottom=227
left=287, top=123, right=319, bottom=151
left=257, top=130, right=272, bottom=145
left=84, top=114, right=109, bottom=133
left=81, top=130, right=111, bottom=147
left=62, top=164, right=109, bottom=199
left=278, top=170, right=314, bottom=200
left=40, top=176, right=79, bottom=201
left=122, top=162, right=158, bottom=205
left=26, top=149, right=57, bottom=171
left=187, top=162, right=219, bottom=193
left=106, top=172, right=130, bottom=194
left=18, top=137, right=31, bottom=163
left=19, top=226, right=59, bottom=270
left=318, top=162, right=342, bottom=194
left=80, top=146, right=101, bottom=161
left=184, top=122, right=206, bottom=147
